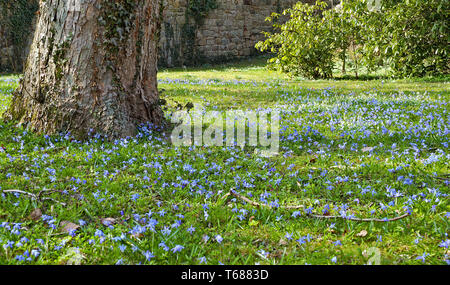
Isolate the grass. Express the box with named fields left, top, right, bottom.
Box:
left=0, top=58, right=448, bottom=265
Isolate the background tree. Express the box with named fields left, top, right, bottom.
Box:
left=378, top=0, right=449, bottom=77
left=257, top=0, right=449, bottom=79
left=4, top=0, right=164, bottom=139
left=256, top=1, right=336, bottom=79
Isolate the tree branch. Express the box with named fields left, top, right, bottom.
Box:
left=222, top=190, right=410, bottom=223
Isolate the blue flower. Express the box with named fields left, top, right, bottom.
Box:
left=119, top=245, right=127, bottom=252
left=95, top=229, right=105, bottom=237
left=416, top=253, right=429, bottom=263
left=198, top=256, right=207, bottom=264
left=285, top=232, right=293, bottom=241
left=171, top=245, right=184, bottom=253
left=159, top=242, right=169, bottom=251
left=143, top=251, right=155, bottom=262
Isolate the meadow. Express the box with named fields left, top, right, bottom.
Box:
left=0, top=58, right=448, bottom=265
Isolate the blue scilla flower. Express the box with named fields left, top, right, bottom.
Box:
left=95, top=229, right=105, bottom=237
left=171, top=245, right=184, bottom=253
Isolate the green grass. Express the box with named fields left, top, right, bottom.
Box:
left=0, top=59, right=448, bottom=265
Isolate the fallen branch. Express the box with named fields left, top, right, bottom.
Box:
left=222, top=190, right=410, bottom=223
left=222, top=191, right=304, bottom=210
left=2, top=189, right=66, bottom=206
left=2, top=189, right=38, bottom=199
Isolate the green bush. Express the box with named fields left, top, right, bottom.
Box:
left=256, top=1, right=336, bottom=79
left=379, top=0, right=449, bottom=77
left=257, top=0, right=449, bottom=79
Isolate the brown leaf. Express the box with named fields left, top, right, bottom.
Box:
left=101, top=217, right=117, bottom=227
left=60, top=221, right=80, bottom=234
left=356, top=230, right=368, bottom=237
left=29, top=208, right=42, bottom=221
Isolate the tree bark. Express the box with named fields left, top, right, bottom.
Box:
left=4, top=0, right=164, bottom=139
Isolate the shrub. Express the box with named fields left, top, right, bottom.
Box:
left=256, top=1, right=336, bottom=79
left=257, top=0, right=449, bottom=79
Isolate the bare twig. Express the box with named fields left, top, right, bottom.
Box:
left=40, top=197, right=67, bottom=206
left=2, top=189, right=38, bottom=199
left=222, top=190, right=410, bottom=223
left=2, top=189, right=66, bottom=206
left=222, top=191, right=304, bottom=210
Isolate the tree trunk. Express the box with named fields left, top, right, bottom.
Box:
left=4, top=0, right=164, bottom=139
left=341, top=46, right=346, bottom=75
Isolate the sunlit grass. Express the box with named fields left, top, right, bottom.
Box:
left=0, top=58, right=448, bottom=265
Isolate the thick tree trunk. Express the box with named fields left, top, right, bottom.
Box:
left=4, top=0, right=164, bottom=139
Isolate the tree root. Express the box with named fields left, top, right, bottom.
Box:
left=222, top=190, right=410, bottom=223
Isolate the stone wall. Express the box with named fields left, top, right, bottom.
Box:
left=0, top=0, right=37, bottom=73
left=158, top=0, right=302, bottom=67
left=0, top=5, right=14, bottom=72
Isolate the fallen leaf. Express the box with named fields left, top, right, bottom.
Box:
left=29, top=208, right=42, bottom=221
left=101, top=217, right=117, bottom=226
left=60, top=221, right=80, bottom=234
left=357, top=230, right=368, bottom=237
left=362, top=147, right=374, bottom=153
left=279, top=238, right=288, bottom=246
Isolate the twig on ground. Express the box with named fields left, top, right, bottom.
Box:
left=2, top=189, right=67, bottom=206
left=222, top=190, right=410, bottom=223
left=2, top=189, right=38, bottom=199
left=222, top=191, right=304, bottom=210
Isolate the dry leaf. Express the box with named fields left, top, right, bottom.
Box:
left=101, top=217, right=117, bottom=226
left=357, top=230, right=368, bottom=237
left=29, top=208, right=42, bottom=221
left=362, top=147, right=374, bottom=153
left=60, top=221, right=80, bottom=234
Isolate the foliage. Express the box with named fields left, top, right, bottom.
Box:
left=376, top=0, right=449, bottom=77
left=187, top=0, right=218, bottom=26
left=257, top=0, right=449, bottom=79
left=256, top=1, right=336, bottom=79
left=98, top=0, right=137, bottom=57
